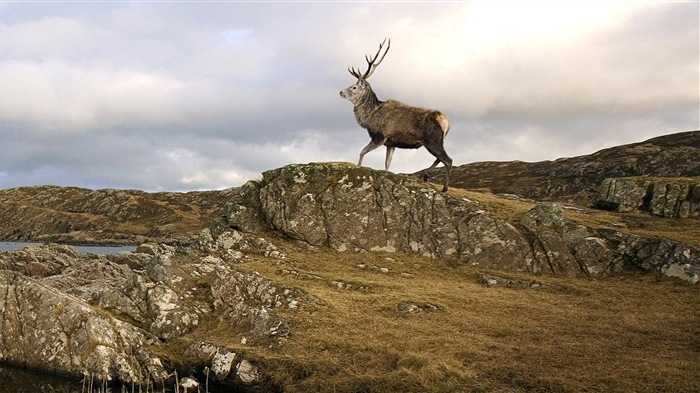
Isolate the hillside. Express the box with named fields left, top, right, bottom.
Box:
left=423, top=130, right=700, bottom=204
left=1, top=130, right=699, bottom=392
left=0, top=131, right=697, bottom=247
left=0, top=186, right=236, bottom=245
left=0, top=159, right=698, bottom=393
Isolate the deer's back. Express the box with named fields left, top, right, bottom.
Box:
left=364, top=100, right=444, bottom=146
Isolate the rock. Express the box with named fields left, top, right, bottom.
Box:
left=223, top=163, right=699, bottom=282
left=593, top=177, right=700, bottom=218
left=0, top=235, right=309, bottom=387
left=211, top=350, right=237, bottom=381
left=211, top=268, right=303, bottom=311
left=396, top=300, right=442, bottom=314
left=226, top=163, right=534, bottom=271
left=185, top=342, right=239, bottom=382
left=185, top=342, right=260, bottom=385
left=593, top=178, right=647, bottom=212
left=197, top=229, right=285, bottom=260
left=0, top=186, right=237, bottom=245
left=137, top=242, right=175, bottom=256
left=424, top=130, right=700, bottom=205
left=605, top=231, right=700, bottom=282
left=520, top=203, right=617, bottom=276
left=147, top=283, right=199, bottom=340
left=457, top=213, right=534, bottom=272
left=107, top=251, right=152, bottom=270
left=211, top=267, right=301, bottom=343
left=179, top=376, right=199, bottom=391
left=236, top=359, right=259, bottom=384
left=225, top=181, right=269, bottom=233
left=479, top=273, right=540, bottom=288
left=648, top=181, right=700, bottom=218
left=0, top=270, right=167, bottom=384
left=4, top=243, right=81, bottom=278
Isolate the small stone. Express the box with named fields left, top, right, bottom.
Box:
left=237, top=359, right=258, bottom=383
left=180, top=377, right=199, bottom=390
left=397, top=301, right=421, bottom=314
left=211, top=350, right=237, bottom=381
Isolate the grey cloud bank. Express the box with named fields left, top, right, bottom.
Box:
left=0, top=2, right=697, bottom=191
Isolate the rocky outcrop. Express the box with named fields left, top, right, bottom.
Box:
left=0, top=270, right=167, bottom=384
left=520, top=203, right=619, bottom=276
left=0, top=229, right=312, bottom=387
left=601, top=230, right=699, bottom=283
left=425, top=130, right=700, bottom=205
left=1, top=159, right=699, bottom=391
left=0, top=186, right=237, bottom=245
left=226, top=163, right=699, bottom=283
left=2, top=132, right=696, bottom=246
left=594, top=177, right=700, bottom=218
left=227, top=163, right=534, bottom=268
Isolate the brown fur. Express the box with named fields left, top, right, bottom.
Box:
left=340, top=41, right=453, bottom=191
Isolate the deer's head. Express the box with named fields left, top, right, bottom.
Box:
left=340, top=39, right=390, bottom=105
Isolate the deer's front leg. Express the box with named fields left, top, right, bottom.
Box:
left=357, top=138, right=385, bottom=167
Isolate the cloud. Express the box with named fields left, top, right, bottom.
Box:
left=0, top=1, right=696, bottom=191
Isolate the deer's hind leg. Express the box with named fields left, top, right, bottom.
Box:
left=423, top=158, right=441, bottom=181
left=423, top=142, right=452, bottom=192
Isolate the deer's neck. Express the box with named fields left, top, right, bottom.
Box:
left=353, top=89, right=382, bottom=129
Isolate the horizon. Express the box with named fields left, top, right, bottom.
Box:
left=0, top=128, right=696, bottom=193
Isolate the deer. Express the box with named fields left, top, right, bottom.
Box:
left=340, top=39, right=453, bottom=192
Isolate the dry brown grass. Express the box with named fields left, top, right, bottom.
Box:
left=447, top=183, right=700, bottom=248
left=183, top=240, right=700, bottom=393
left=447, top=187, right=536, bottom=223
left=173, top=182, right=700, bottom=392
left=562, top=208, right=700, bottom=248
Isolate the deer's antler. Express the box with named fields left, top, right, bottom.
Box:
left=349, top=38, right=391, bottom=80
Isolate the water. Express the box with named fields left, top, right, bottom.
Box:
left=0, top=241, right=136, bottom=254
left=0, top=363, right=188, bottom=392
left=0, top=363, right=86, bottom=393
left=0, top=363, right=225, bottom=393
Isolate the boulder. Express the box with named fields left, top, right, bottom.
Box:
left=226, top=163, right=534, bottom=270
left=647, top=181, right=700, bottom=218
left=593, top=178, right=647, bottom=212
left=603, top=231, right=700, bottom=283
left=593, top=177, right=700, bottom=218
left=224, top=163, right=699, bottom=282
left=457, top=213, right=534, bottom=272
left=520, top=203, right=617, bottom=276
left=0, top=270, right=167, bottom=384
left=211, top=267, right=303, bottom=343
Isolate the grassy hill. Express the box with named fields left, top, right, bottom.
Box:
left=424, top=130, right=700, bottom=205
left=0, top=131, right=698, bottom=392
left=174, top=234, right=699, bottom=392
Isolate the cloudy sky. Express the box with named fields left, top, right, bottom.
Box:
left=0, top=1, right=697, bottom=192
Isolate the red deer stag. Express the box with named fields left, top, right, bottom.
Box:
left=340, top=39, right=453, bottom=192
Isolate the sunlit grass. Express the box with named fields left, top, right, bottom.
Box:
left=177, top=238, right=700, bottom=393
